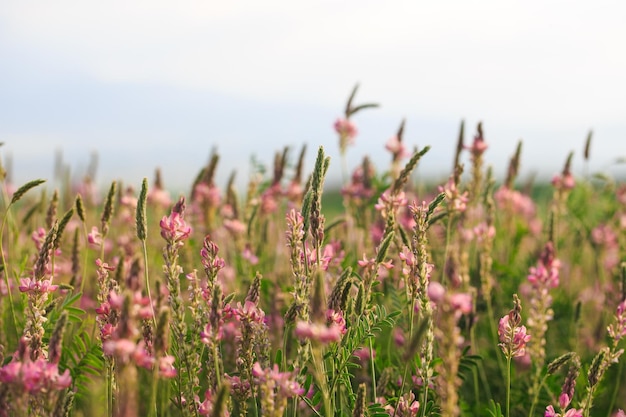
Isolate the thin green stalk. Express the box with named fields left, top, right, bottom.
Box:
left=606, top=357, right=624, bottom=417
left=506, top=356, right=512, bottom=417
left=148, top=366, right=159, bottom=417
left=369, top=337, right=377, bottom=402
left=141, top=240, right=156, bottom=327
left=441, top=213, right=454, bottom=286
left=528, top=374, right=549, bottom=417
left=0, top=207, right=19, bottom=345
left=394, top=298, right=415, bottom=417
left=487, top=296, right=506, bottom=380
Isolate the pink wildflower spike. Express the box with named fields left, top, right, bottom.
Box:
left=465, top=126, right=488, bottom=157
left=559, top=393, right=571, bottom=409
left=615, top=410, right=626, bottom=417
left=334, top=118, right=358, bottom=144
left=498, top=314, right=531, bottom=358
left=385, top=135, right=410, bottom=159
left=160, top=211, right=192, bottom=243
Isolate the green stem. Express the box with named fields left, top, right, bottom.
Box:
left=368, top=337, right=377, bottom=402
left=528, top=374, right=548, bottom=417
left=0, top=204, right=19, bottom=345
left=607, top=357, right=624, bottom=417
left=141, top=240, right=156, bottom=327
left=506, top=355, right=512, bottom=417
left=394, top=298, right=415, bottom=417
left=441, top=213, right=454, bottom=286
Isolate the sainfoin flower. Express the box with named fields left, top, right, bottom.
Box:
left=0, top=357, right=71, bottom=394
left=295, top=320, right=344, bottom=344
left=160, top=211, right=191, bottom=243
left=498, top=295, right=531, bottom=358
left=251, top=362, right=304, bottom=397
left=18, top=277, right=58, bottom=293
left=544, top=405, right=583, bottom=417
left=334, top=118, right=358, bottom=143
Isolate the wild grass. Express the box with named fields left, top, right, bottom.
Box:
left=0, top=87, right=624, bottom=417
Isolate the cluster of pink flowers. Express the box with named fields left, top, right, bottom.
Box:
left=18, top=277, right=58, bottom=294
left=544, top=405, right=583, bottom=417
left=383, top=392, right=420, bottom=417
left=551, top=172, right=575, bottom=191
left=591, top=224, right=620, bottom=271
left=498, top=313, right=531, bottom=358
left=498, top=295, right=531, bottom=359
left=342, top=164, right=376, bottom=202
left=193, top=182, right=222, bottom=208
left=334, top=118, right=358, bottom=145
left=252, top=362, right=304, bottom=396
left=385, top=135, right=410, bottom=160
left=608, top=299, right=626, bottom=342
left=466, top=129, right=488, bottom=157
left=439, top=176, right=469, bottom=213
left=527, top=242, right=561, bottom=289
left=197, top=389, right=230, bottom=416
left=160, top=210, right=192, bottom=244
left=295, top=309, right=346, bottom=344
left=374, top=189, right=408, bottom=217
left=0, top=338, right=71, bottom=394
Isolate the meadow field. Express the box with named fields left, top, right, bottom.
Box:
left=0, top=89, right=625, bottom=417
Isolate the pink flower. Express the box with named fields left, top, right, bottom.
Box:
left=295, top=321, right=343, bottom=344
left=427, top=281, right=446, bottom=303
left=545, top=405, right=557, bottom=417
left=147, top=188, right=172, bottom=208
left=251, top=362, right=304, bottom=397
left=19, top=277, right=58, bottom=293
left=498, top=314, right=531, bottom=358
left=449, top=292, right=473, bottom=315
left=87, top=226, right=103, bottom=247
left=160, top=212, right=191, bottom=243
left=334, top=118, right=358, bottom=143
left=385, top=135, right=410, bottom=159
left=223, top=219, right=246, bottom=235
left=158, top=355, right=177, bottom=378
left=552, top=173, right=575, bottom=191
left=242, top=245, right=259, bottom=265
left=234, top=301, right=265, bottom=324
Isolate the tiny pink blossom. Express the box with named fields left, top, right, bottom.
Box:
left=385, top=135, right=410, bottom=159
left=87, top=226, right=103, bottom=247
left=334, top=118, right=358, bottom=143
left=427, top=281, right=446, bottom=303
left=158, top=355, right=177, bottom=378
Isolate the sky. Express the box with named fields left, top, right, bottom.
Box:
left=1, top=1, right=625, bottom=192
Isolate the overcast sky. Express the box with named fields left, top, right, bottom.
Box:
left=1, top=1, right=625, bottom=191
